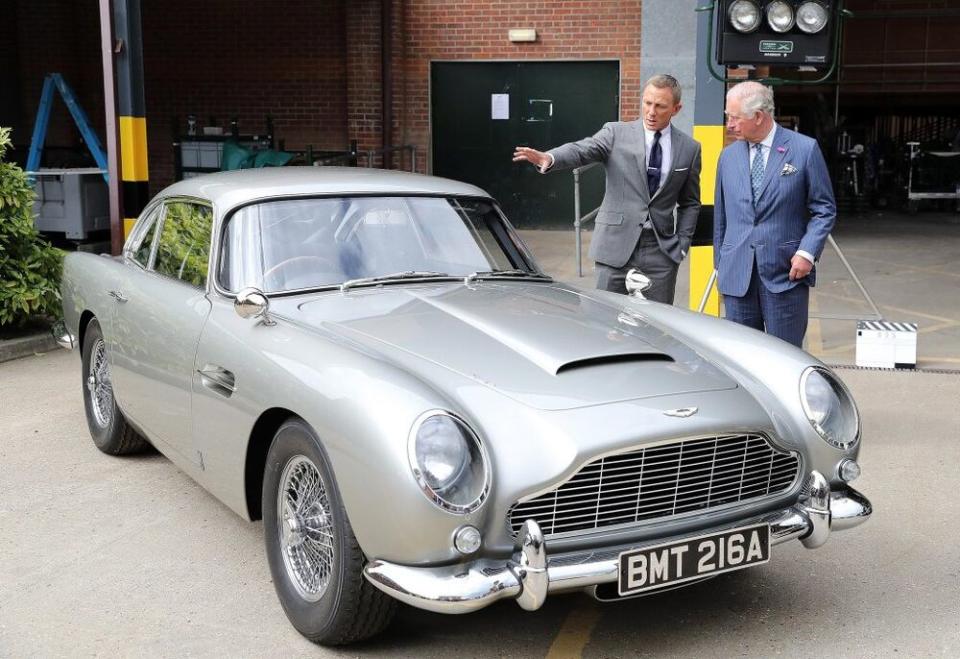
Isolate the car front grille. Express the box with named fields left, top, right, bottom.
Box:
left=508, top=433, right=800, bottom=538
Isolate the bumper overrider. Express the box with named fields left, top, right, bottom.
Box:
left=364, top=471, right=871, bottom=614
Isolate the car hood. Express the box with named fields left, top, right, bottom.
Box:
left=293, top=282, right=737, bottom=411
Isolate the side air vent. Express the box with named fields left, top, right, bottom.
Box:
left=556, top=353, right=673, bottom=374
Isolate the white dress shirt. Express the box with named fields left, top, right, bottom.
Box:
left=644, top=123, right=672, bottom=191
left=750, top=125, right=814, bottom=265
left=749, top=124, right=776, bottom=171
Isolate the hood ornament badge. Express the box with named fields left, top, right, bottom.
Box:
left=664, top=407, right=698, bottom=418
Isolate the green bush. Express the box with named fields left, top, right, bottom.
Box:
left=0, top=127, right=64, bottom=327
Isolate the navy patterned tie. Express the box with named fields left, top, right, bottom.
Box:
left=647, top=130, right=662, bottom=197
left=750, top=142, right=765, bottom=204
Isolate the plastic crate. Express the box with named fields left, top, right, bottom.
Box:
left=32, top=168, right=109, bottom=240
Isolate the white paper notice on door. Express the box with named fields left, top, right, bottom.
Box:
left=491, top=94, right=509, bottom=120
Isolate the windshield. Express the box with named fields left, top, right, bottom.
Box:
left=218, top=196, right=541, bottom=294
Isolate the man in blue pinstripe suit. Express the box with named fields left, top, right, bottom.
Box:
left=714, top=81, right=836, bottom=348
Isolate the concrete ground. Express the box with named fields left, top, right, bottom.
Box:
left=1, top=337, right=959, bottom=656
left=520, top=209, right=960, bottom=371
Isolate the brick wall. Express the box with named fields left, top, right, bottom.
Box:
left=141, top=0, right=348, bottom=190
left=12, top=1, right=103, bottom=164
left=345, top=0, right=644, bottom=173
left=10, top=0, right=644, bottom=188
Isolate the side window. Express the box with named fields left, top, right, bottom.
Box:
left=153, top=201, right=214, bottom=288
left=131, top=206, right=162, bottom=267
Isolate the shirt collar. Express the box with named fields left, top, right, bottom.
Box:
left=754, top=124, right=776, bottom=150
left=644, top=123, right=671, bottom=141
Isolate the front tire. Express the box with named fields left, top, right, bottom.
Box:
left=262, top=418, right=396, bottom=645
left=80, top=318, right=148, bottom=455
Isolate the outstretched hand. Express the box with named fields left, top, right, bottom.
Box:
left=513, top=146, right=551, bottom=173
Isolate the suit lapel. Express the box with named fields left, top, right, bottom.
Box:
left=632, top=121, right=651, bottom=201
left=756, top=125, right=790, bottom=204
left=740, top=139, right=752, bottom=190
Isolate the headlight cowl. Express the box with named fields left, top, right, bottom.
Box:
left=800, top=367, right=860, bottom=450
left=409, top=411, right=490, bottom=514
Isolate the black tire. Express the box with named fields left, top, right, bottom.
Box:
left=80, top=318, right=148, bottom=455
left=262, top=418, right=396, bottom=645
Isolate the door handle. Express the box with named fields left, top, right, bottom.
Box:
left=108, top=290, right=128, bottom=303
left=197, top=365, right=236, bottom=397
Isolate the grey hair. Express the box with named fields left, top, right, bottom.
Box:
left=727, top=81, right=775, bottom=117
left=644, top=74, right=682, bottom=104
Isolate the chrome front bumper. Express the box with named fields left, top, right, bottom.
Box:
left=364, top=472, right=871, bottom=615
left=51, top=320, right=76, bottom=350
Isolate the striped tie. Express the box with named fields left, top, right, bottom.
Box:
left=750, top=143, right=765, bottom=204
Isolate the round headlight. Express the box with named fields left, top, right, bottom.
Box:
left=728, top=0, right=761, bottom=33
left=796, top=1, right=829, bottom=34
left=800, top=367, right=860, bottom=450
left=409, top=411, right=490, bottom=513
left=766, top=0, right=796, bottom=33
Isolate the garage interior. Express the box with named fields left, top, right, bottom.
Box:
left=0, top=0, right=957, bottom=367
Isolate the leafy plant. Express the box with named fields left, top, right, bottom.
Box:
left=0, top=126, right=64, bottom=327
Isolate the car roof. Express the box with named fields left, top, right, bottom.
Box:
left=157, top=167, right=492, bottom=209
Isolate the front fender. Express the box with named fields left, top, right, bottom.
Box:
left=192, top=297, right=492, bottom=565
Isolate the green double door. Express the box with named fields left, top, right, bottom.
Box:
left=431, top=61, right=620, bottom=228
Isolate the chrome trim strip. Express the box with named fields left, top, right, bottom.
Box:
left=364, top=478, right=871, bottom=615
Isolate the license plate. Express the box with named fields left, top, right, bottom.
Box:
left=618, top=524, right=770, bottom=596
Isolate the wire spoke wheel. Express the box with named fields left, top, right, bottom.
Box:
left=86, top=338, right=114, bottom=428
left=277, top=454, right=335, bottom=602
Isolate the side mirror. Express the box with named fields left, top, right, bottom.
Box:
left=235, top=287, right=275, bottom=325
left=625, top=269, right=652, bottom=299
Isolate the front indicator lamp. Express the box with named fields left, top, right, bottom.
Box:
left=796, top=1, right=829, bottom=34
left=454, top=525, right=483, bottom=555
left=728, top=0, right=761, bottom=33
left=839, top=459, right=861, bottom=482
left=766, top=1, right=796, bottom=33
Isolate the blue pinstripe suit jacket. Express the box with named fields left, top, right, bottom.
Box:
left=713, top=125, right=836, bottom=297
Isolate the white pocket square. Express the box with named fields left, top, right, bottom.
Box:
left=780, top=163, right=798, bottom=176
left=673, top=167, right=689, bottom=172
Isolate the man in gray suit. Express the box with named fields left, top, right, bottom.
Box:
left=513, top=74, right=702, bottom=304
left=714, top=81, right=836, bottom=348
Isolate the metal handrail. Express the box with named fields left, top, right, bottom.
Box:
left=315, top=144, right=418, bottom=172
left=697, top=234, right=883, bottom=320
left=573, top=162, right=602, bottom=277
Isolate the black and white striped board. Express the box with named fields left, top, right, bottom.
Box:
left=857, top=321, right=918, bottom=333
left=856, top=320, right=918, bottom=369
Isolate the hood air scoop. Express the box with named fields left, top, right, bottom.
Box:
left=555, top=353, right=674, bottom=375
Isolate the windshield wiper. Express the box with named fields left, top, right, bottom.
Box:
left=464, top=269, right=553, bottom=284
left=340, top=271, right=454, bottom=292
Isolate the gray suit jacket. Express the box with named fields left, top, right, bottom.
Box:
left=548, top=121, right=702, bottom=268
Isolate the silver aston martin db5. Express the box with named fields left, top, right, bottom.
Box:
left=56, top=168, right=871, bottom=645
